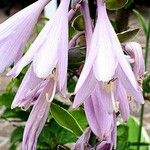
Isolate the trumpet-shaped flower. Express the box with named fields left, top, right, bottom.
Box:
left=9, top=0, right=70, bottom=91
left=73, top=0, right=144, bottom=108
left=22, top=78, right=56, bottom=150
left=0, top=0, right=50, bottom=73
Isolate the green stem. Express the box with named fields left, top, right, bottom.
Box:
left=137, top=13, right=150, bottom=150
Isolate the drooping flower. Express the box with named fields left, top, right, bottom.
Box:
left=9, top=0, right=70, bottom=91
left=73, top=0, right=144, bottom=108
left=122, top=42, right=145, bottom=81
left=22, top=78, right=56, bottom=150
left=0, top=0, right=50, bottom=73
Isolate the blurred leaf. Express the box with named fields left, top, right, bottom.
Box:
left=117, top=28, right=140, bottom=42
left=118, top=124, right=129, bottom=141
left=67, top=78, right=76, bottom=93
left=106, top=0, right=128, bottom=10
left=10, top=126, right=24, bottom=144
left=143, top=75, right=150, bottom=93
left=133, top=9, right=148, bottom=36
left=9, top=144, right=17, bottom=150
left=0, top=92, right=15, bottom=108
left=69, top=108, right=88, bottom=130
left=127, top=117, right=150, bottom=150
left=38, top=120, right=76, bottom=149
left=72, top=15, right=84, bottom=31
left=116, top=124, right=129, bottom=150
left=51, top=103, right=83, bottom=137
left=1, top=108, right=29, bottom=121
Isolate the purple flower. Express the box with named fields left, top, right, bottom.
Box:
left=9, top=0, right=70, bottom=91
left=22, top=78, right=56, bottom=150
left=73, top=0, right=144, bottom=108
left=0, top=0, right=50, bottom=73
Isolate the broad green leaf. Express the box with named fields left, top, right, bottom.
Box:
left=127, top=116, right=150, bottom=150
left=117, top=28, right=140, bottom=42
left=72, top=15, right=84, bottom=31
left=106, top=0, right=128, bottom=10
left=133, top=9, right=148, bottom=36
left=10, top=126, right=24, bottom=144
left=51, top=103, right=83, bottom=137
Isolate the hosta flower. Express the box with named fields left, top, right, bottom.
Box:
left=22, top=78, right=57, bottom=150
left=9, top=0, right=70, bottom=91
left=0, top=0, right=50, bottom=73
left=73, top=0, right=144, bottom=108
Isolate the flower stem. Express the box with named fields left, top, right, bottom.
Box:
left=137, top=14, right=150, bottom=150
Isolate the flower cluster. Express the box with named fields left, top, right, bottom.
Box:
left=0, top=0, right=144, bottom=149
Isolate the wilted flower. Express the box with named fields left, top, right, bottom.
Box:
left=122, top=42, right=145, bottom=81
left=0, top=0, right=50, bottom=73
left=11, top=65, right=43, bottom=109
left=9, top=0, right=70, bottom=91
left=22, top=78, right=56, bottom=150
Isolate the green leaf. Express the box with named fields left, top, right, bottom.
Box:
left=1, top=108, right=29, bottom=121
left=9, top=144, right=17, bottom=150
left=143, top=75, right=150, bottom=93
left=38, top=120, right=76, bottom=149
left=117, top=124, right=129, bottom=141
left=72, top=15, right=84, bottom=31
left=10, top=126, right=24, bottom=144
left=51, top=103, right=83, bottom=137
left=0, top=92, right=15, bottom=108
left=69, top=108, right=88, bottom=130
left=117, top=28, right=140, bottom=42
left=106, top=0, right=128, bottom=10
left=127, top=116, right=150, bottom=150
left=133, top=9, right=148, bottom=36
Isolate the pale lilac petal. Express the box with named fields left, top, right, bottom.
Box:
left=22, top=78, right=56, bottom=150
left=84, top=95, right=101, bottom=138
left=33, top=0, right=70, bottom=79
left=104, top=9, right=138, bottom=90
left=0, top=0, right=50, bottom=74
left=72, top=128, right=91, bottom=150
left=123, top=42, right=145, bottom=77
left=116, top=65, right=144, bottom=104
left=11, top=65, right=43, bottom=109
left=115, top=80, right=130, bottom=121
left=84, top=87, right=113, bottom=139
left=73, top=70, right=97, bottom=108
left=93, top=4, right=118, bottom=82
